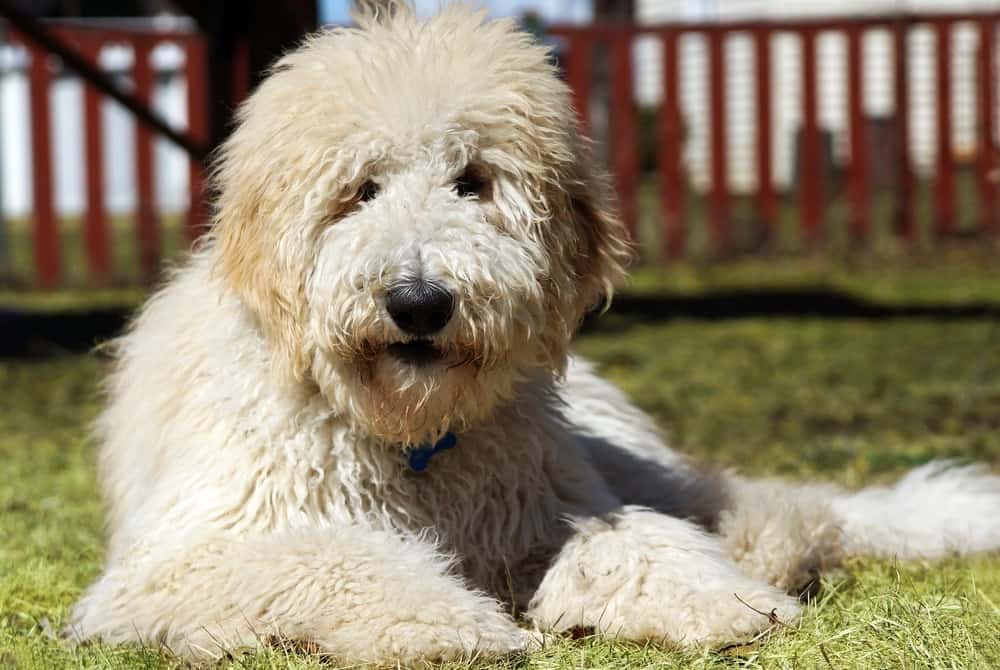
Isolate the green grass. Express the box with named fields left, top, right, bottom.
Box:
left=3, top=303, right=1000, bottom=668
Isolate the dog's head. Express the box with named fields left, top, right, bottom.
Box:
left=211, top=3, right=631, bottom=443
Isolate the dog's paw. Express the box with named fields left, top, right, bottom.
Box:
left=528, top=508, right=802, bottom=647
left=533, top=568, right=800, bottom=647
left=666, top=583, right=801, bottom=646
left=375, top=607, right=535, bottom=662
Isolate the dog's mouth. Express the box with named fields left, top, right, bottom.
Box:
left=386, top=339, right=444, bottom=366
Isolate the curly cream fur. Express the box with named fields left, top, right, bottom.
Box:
left=68, top=4, right=1000, bottom=664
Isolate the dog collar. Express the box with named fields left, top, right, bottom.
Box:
left=407, top=432, right=457, bottom=472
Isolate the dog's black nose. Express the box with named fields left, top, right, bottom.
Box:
left=385, top=280, right=455, bottom=336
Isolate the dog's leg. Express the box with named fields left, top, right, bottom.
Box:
left=715, top=476, right=845, bottom=593
left=67, top=526, right=531, bottom=663
left=527, top=506, right=801, bottom=647
left=564, top=357, right=1000, bottom=593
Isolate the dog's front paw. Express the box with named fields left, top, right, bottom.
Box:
left=528, top=508, right=802, bottom=647
left=666, top=583, right=801, bottom=646
left=376, top=606, right=535, bottom=662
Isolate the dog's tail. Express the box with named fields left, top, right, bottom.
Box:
left=830, top=461, right=1000, bottom=559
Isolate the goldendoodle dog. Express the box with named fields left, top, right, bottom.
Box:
left=69, top=3, right=1000, bottom=663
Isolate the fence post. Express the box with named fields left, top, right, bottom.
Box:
left=977, top=17, right=997, bottom=234
left=231, top=39, right=251, bottom=106
left=799, top=28, right=822, bottom=247
left=893, top=19, right=915, bottom=240
left=132, top=39, right=159, bottom=283
left=754, top=25, right=777, bottom=241
left=186, top=34, right=209, bottom=241
left=82, top=35, right=110, bottom=284
left=659, top=27, right=684, bottom=257
left=708, top=27, right=729, bottom=252
left=610, top=28, right=638, bottom=240
left=27, top=42, right=60, bottom=289
left=847, top=25, right=869, bottom=242
left=565, top=31, right=594, bottom=134
left=934, top=20, right=955, bottom=236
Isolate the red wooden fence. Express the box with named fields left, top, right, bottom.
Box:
left=3, top=14, right=999, bottom=290
left=6, top=23, right=210, bottom=289
left=550, top=12, right=1000, bottom=256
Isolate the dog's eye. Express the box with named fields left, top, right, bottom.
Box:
left=455, top=168, right=488, bottom=199
left=358, top=180, right=380, bottom=203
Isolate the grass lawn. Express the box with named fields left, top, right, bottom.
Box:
left=3, top=274, right=1000, bottom=668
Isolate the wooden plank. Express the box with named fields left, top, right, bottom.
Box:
left=186, top=34, right=209, bottom=241
left=565, top=32, right=594, bottom=134
left=753, top=26, right=778, bottom=245
left=26, top=42, right=60, bottom=289
left=659, top=28, right=685, bottom=257
left=754, top=26, right=777, bottom=240
left=978, top=18, right=997, bottom=233
left=82, top=35, right=110, bottom=283
left=800, top=28, right=823, bottom=246
left=132, top=39, right=159, bottom=283
left=708, top=28, right=729, bottom=252
left=847, top=26, right=870, bottom=241
left=934, top=20, right=955, bottom=236
left=547, top=13, right=1000, bottom=38
left=893, top=20, right=915, bottom=240
left=610, top=30, right=638, bottom=239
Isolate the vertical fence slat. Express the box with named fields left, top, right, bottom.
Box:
left=978, top=18, right=997, bottom=233
left=754, top=25, right=777, bottom=239
left=935, top=20, right=955, bottom=236
left=231, top=39, right=252, bottom=106
left=847, top=26, right=869, bottom=241
left=800, top=28, right=822, bottom=246
left=83, top=36, right=110, bottom=283
left=610, top=30, right=638, bottom=240
left=659, top=28, right=684, bottom=257
left=565, top=32, right=594, bottom=134
left=893, top=20, right=915, bottom=239
left=132, top=39, right=159, bottom=283
left=708, top=27, right=729, bottom=252
left=26, top=42, right=60, bottom=289
left=186, top=35, right=209, bottom=241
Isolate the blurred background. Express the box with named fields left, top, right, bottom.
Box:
left=2, top=4, right=1000, bottom=667
left=0, top=0, right=997, bottom=296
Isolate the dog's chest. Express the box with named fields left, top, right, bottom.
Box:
left=313, top=425, right=568, bottom=592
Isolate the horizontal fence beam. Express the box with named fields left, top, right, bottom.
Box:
left=547, top=12, right=1000, bottom=37
left=0, top=0, right=209, bottom=161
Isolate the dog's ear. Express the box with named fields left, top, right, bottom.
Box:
left=567, top=161, right=634, bottom=318
left=211, top=143, right=311, bottom=383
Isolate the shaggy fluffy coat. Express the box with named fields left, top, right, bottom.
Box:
left=68, top=4, right=1000, bottom=662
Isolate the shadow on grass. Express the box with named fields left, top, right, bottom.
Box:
left=4, top=288, right=1000, bottom=358
left=0, top=308, right=128, bottom=357
left=582, top=289, right=1000, bottom=334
